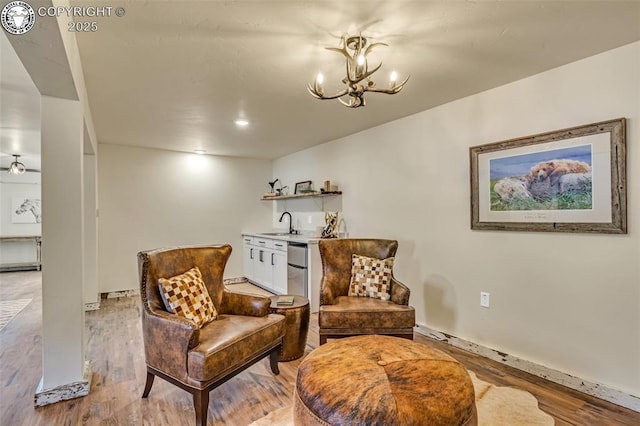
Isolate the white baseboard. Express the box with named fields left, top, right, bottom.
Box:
left=224, top=277, right=247, bottom=285
left=34, top=361, right=92, bottom=407
left=415, top=324, right=640, bottom=412
left=101, top=279, right=246, bottom=300
left=84, top=301, right=100, bottom=311
left=105, top=289, right=139, bottom=299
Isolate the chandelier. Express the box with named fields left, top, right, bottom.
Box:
left=307, top=34, right=409, bottom=108
left=8, top=154, right=26, bottom=175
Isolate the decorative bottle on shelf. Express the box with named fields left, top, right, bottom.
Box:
left=337, top=217, right=348, bottom=238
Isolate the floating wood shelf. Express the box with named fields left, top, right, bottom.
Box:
left=261, top=191, right=342, bottom=201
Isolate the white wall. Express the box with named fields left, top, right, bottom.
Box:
left=273, top=42, right=640, bottom=397
left=98, top=144, right=273, bottom=293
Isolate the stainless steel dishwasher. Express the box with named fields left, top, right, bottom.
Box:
left=287, top=242, right=308, bottom=297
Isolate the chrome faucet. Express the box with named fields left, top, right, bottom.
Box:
left=279, top=211, right=295, bottom=234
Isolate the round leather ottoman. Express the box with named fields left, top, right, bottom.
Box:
left=269, top=295, right=310, bottom=361
left=294, top=335, right=477, bottom=426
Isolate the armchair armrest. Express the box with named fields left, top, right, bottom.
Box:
left=390, top=277, right=411, bottom=305
left=220, top=289, right=270, bottom=317
left=142, top=309, right=199, bottom=381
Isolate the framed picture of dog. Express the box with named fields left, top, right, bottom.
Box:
left=470, top=118, right=626, bottom=233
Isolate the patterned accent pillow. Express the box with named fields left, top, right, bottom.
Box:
left=348, top=254, right=394, bottom=300
left=158, top=266, right=218, bottom=328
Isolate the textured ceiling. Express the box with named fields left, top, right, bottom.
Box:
left=3, top=1, right=640, bottom=164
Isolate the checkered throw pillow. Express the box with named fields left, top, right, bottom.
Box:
left=158, top=266, right=218, bottom=328
left=348, top=254, right=394, bottom=300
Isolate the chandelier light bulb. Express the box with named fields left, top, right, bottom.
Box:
left=390, top=71, right=398, bottom=83
left=357, top=54, right=365, bottom=66
left=316, top=72, right=324, bottom=85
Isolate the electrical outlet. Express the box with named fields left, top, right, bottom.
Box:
left=480, top=291, right=490, bottom=308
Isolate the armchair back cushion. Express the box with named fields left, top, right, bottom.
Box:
left=319, top=239, right=398, bottom=306
left=141, top=245, right=231, bottom=314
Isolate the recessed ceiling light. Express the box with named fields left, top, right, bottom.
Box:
left=234, top=119, right=249, bottom=127
left=193, top=149, right=206, bottom=155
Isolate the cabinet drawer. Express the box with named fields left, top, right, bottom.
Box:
left=243, top=236, right=254, bottom=245
left=272, top=241, right=287, bottom=252
left=254, top=238, right=273, bottom=249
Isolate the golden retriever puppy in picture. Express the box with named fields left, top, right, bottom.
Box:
left=529, top=159, right=591, bottom=184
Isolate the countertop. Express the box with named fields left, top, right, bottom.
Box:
left=242, top=232, right=322, bottom=245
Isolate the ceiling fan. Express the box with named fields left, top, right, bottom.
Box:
left=0, top=154, right=40, bottom=174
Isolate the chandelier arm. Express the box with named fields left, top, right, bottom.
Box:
left=338, top=97, right=364, bottom=108
left=307, top=86, right=323, bottom=99
left=346, top=57, right=354, bottom=83
left=364, top=42, right=388, bottom=56
left=307, top=82, right=323, bottom=98
left=367, top=75, right=410, bottom=94
left=367, top=87, right=402, bottom=95
left=326, top=46, right=350, bottom=60
left=326, top=35, right=351, bottom=59
left=337, top=93, right=366, bottom=108
left=307, top=85, right=349, bottom=100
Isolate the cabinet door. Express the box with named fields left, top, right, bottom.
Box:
left=253, top=248, right=273, bottom=290
left=243, top=243, right=254, bottom=281
left=272, top=250, right=288, bottom=295
left=261, top=249, right=275, bottom=290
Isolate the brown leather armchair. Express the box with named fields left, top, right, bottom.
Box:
left=138, top=245, right=284, bottom=426
left=318, top=239, right=415, bottom=345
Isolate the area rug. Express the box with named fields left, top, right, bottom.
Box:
left=0, top=298, right=32, bottom=332
left=225, top=282, right=274, bottom=297
left=250, top=371, right=554, bottom=426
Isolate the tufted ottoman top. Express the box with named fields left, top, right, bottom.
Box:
left=294, top=335, right=477, bottom=426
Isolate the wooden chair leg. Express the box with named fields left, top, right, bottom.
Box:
left=319, top=335, right=327, bottom=345
left=193, top=389, right=209, bottom=426
left=269, top=348, right=280, bottom=375
left=141, top=371, right=155, bottom=398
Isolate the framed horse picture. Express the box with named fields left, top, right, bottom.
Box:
left=11, top=197, right=42, bottom=223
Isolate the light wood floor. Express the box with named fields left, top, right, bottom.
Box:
left=1, top=270, right=639, bottom=425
